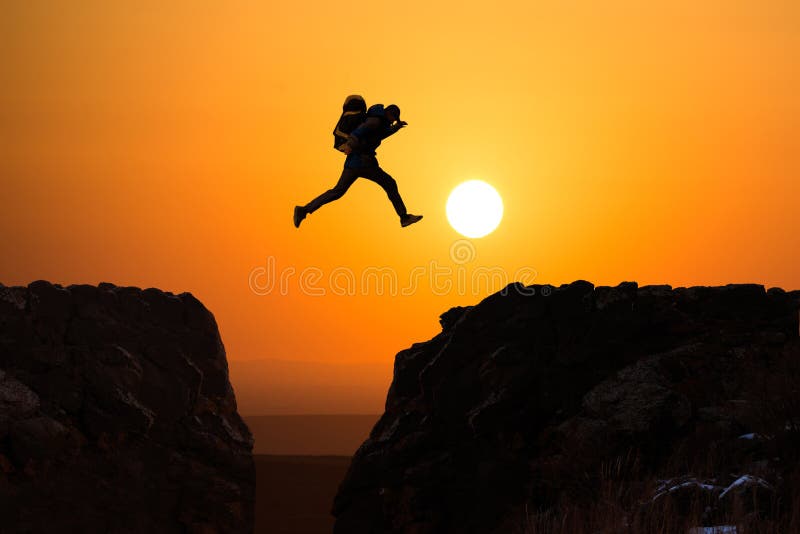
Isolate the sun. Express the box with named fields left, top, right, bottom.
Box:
left=446, top=180, right=504, bottom=238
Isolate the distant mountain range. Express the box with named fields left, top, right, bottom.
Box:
left=228, top=358, right=392, bottom=415
left=244, top=414, right=379, bottom=455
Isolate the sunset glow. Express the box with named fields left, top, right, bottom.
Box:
left=3, top=0, right=799, bottom=414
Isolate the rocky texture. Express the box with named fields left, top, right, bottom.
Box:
left=0, top=281, right=254, bottom=533
left=333, top=281, right=800, bottom=533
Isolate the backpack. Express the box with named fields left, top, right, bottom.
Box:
left=333, top=95, right=367, bottom=153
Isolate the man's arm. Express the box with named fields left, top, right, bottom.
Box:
left=344, top=117, right=382, bottom=152
left=348, top=117, right=381, bottom=141
left=382, top=120, right=407, bottom=140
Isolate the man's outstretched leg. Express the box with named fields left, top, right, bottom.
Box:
left=294, top=168, right=358, bottom=228
left=364, top=166, right=423, bottom=227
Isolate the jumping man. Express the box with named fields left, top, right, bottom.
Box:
left=293, top=102, right=423, bottom=228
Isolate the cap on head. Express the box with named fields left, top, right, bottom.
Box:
left=385, top=104, right=400, bottom=121
left=343, top=95, right=366, bottom=112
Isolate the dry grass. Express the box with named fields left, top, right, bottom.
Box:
left=522, top=463, right=800, bottom=534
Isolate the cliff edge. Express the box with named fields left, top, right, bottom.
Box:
left=334, top=281, right=800, bottom=533
left=0, top=281, right=254, bottom=532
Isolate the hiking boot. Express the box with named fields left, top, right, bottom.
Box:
left=400, top=214, right=423, bottom=228
left=293, top=206, right=307, bottom=228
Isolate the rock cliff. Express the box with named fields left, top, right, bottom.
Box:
left=0, top=281, right=254, bottom=532
left=333, top=281, right=800, bottom=533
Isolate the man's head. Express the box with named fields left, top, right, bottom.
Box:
left=343, top=95, right=366, bottom=112
left=385, top=104, right=401, bottom=124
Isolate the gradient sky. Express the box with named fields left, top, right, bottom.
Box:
left=2, top=1, right=798, bottom=413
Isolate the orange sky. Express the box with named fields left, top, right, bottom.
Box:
left=2, top=1, right=799, bottom=413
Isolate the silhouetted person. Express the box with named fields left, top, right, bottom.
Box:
left=294, top=102, right=423, bottom=228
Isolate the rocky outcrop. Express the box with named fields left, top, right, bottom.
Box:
left=0, top=281, right=254, bottom=532
left=333, top=281, right=800, bottom=533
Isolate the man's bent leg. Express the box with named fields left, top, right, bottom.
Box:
left=363, top=166, right=407, bottom=218
left=304, top=167, right=359, bottom=214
